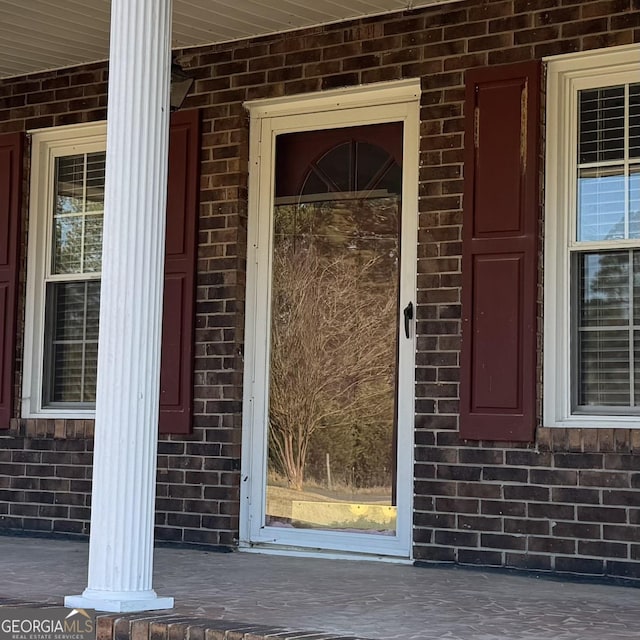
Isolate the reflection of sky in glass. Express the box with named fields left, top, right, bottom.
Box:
left=578, top=167, right=625, bottom=241
left=56, top=196, right=83, bottom=215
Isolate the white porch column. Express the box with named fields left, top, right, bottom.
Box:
left=65, top=0, right=174, bottom=613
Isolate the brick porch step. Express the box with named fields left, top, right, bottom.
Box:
left=0, top=601, right=372, bottom=640
left=98, top=612, right=372, bottom=640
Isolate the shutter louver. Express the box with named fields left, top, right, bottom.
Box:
left=0, top=133, right=23, bottom=429
left=460, top=62, right=540, bottom=442
left=159, top=110, right=200, bottom=434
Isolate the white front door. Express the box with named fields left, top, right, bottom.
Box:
left=241, top=81, right=419, bottom=558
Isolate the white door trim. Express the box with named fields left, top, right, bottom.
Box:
left=240, top=79, right=420, bottom=558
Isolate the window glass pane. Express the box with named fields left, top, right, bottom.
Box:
left=579, top=251, right=629, bottom=327
left=84, top=342, right=98, bottom=403
left=268, top=124, right=402, bottom=534
left=633, top=251, right=640, bottom=326
left=51, top=151, right=105, bottom=275
left=55, top=155, right=84, bottom=215
left=275, top=124, right=403, bottom=200
left=375, top=163, right=402, bottom=196
left=631, top=165, right=640, bottom=238
left=83, top=215, right=103, bottom=273
left=635, top=331, right=640, bottom=406
left=316, top=143, right=351, bottom=192
left=53, top=215, right=83, bottom=274
left=570, top=80, right=640, bottom=415
left=355, top=142, right=394, bottom=191
left=85, top=152, right=106, bottom=212
left=85, top=281, right=101, bottom=341
left=300, top=170, right=329, bottom=196
left=578, top=86, right=625, bottom=164
left=578, top=329, right=630, bottom=406
left=630, top=83, right=640, bottom=159
left=578, top=166, right=625, bottom=241
left=44, top=281, right=100, bottom=405
left=51, top=343, right=84, bottom=403
left=52, top=282, right=86, bottom=340
left=576, top=251, right=633, bottom=409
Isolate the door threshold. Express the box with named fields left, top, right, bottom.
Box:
left=238, top=542, right=413, bottom=564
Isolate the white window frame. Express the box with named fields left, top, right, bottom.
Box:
left=22, top=122, right=106, bottom=419
left=544, top=45, right=640, bottom=428
left=240, top=79, right=419, bottom=558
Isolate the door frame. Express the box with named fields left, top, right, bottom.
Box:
left=240, top=79, right=420, bottom=558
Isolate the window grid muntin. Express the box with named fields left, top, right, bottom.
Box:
left=573, top=250, right=638, bottom=412
left=576, top=84, right=640, bottom=244
left=42, top=150, right=104, bottom=409
left=43, top=281, right=99, bottom=406
left=578, top=85, right=625, bottom=164
left=51, top=152, right=105, bottom=276
left=572, top=79, right=640, bottom=414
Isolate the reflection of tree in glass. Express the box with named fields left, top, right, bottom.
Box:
left=581, top=201, right=640, bottom=325
left=54, top=214, right=84, bottom=274
left=274, top=197, right=398, bottom=269
left=268, top=199, right=398, bottom=491
left=53, top=211, right=103, bottom=274
left=582, top=251, right=628, bottom=325
left=579, top=250, right=632, bottom=407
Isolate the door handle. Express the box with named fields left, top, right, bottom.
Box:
left=403, top=301, right=414, bottom=339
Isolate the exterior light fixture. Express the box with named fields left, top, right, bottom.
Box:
left=170, top=63, right=194, bottom=111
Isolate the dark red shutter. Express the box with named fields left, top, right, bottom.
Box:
left=460, top=61, right=540, bottom=442
left=159, top=110, right=200, bottom=434
left=0, top=133, right=23, bottom=429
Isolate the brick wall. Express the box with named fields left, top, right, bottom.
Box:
left=415, top=428, right=640, bottom=579
left=1, top=0, right=640, bottom=578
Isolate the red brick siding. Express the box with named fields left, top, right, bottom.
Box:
left=0, top=0, right=639, bottom=577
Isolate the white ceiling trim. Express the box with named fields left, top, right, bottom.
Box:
left=0, top=0, right=463, bottom=80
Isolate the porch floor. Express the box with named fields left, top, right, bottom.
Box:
left=1, top=535, right=639, bottom=639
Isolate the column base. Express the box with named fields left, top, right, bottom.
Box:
left=65, top=589, right=174, bottom=613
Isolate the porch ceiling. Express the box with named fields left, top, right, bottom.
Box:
left=0, top=0, right=459, bottom=80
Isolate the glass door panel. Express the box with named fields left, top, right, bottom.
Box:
left=265, top=124, right=403, bottom=535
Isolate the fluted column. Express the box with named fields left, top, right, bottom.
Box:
left=65, top=0, right=174, bottom=613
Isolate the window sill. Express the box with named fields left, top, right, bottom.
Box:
left=545, top=416, right=640, bottom=429
left=21, top=409, right=95, bottom=420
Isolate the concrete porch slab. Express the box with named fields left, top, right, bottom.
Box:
left=1, top=535, right=639, bottom=639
